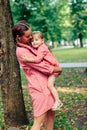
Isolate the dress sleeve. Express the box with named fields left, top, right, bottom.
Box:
left=26, top=61, right=54, bottom=75
left=33, top=44, right=48, bottom=63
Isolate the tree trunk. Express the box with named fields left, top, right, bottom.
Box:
left=51, top=40, right=54, bottom=48
left=78, top=33, right=83, bottom=47
left=0, top=0, right=28, bottom=127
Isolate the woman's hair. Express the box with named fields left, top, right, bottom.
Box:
left=32, top=31, right=44, bottom=39
left=12, top=20, right=31, bottom=43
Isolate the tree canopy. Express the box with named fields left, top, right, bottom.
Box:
left=10, top=0, right=87, bottom=47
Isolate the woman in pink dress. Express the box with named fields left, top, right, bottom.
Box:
left=12, top=21, right=62, bottom=130
left=18, top=31, right=63, bottom=111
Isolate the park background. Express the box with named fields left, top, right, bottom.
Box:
left=0, top=0, right=87, bottom=130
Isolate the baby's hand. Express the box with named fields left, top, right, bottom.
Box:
left=53, top=66, right=62, bottom=73
left=21, top=56, right=29, bottom=62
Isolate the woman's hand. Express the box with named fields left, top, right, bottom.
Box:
left=53, top=66, right=62, bottom=73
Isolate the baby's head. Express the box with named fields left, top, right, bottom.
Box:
left=31, top=31, right=44, bottom=48
left=12, top=20, right=32, bottom=44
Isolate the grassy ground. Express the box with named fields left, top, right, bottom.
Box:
left=0, top=47, right=87, bottom=130
left=52, top=47, right=87, bottom=62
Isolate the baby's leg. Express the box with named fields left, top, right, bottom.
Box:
left=48, top=75, right=59, bottom=101
left=48, top=75, right=63, bottom=111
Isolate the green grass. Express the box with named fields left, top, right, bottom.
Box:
left=0, top=94, right=5, bottom=130
left=20, top=69, right=28, bottom=85
left=52, top=47, right=87, bottom=62
left=55, top=68, right=87, bottom=87
left=54, top=93, right=87, bottom=130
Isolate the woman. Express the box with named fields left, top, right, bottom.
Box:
left=12, top=20, right=62, bottom=130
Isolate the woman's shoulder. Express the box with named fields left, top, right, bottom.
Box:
left=16, top=47, right=29, bottom=57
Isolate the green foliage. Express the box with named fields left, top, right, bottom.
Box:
left=69, top=0, right=87, bottom=46
left=10, top=0, right=87, bottom=46
left=53, top=92, right=87, bottom=130
left=10, top=0, right=71, bottom=42
left=10, top=0, right=32, bottom=24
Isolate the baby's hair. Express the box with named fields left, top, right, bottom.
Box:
left=12, top=20, right=31, bottom=43
left=32, top=31, right=49, bottom=48
left=32, top=31, right=44, bottom=39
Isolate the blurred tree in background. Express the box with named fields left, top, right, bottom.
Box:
left=70, top=0, right=87, bottom=47
left=10, top=0, right=87, bottom=47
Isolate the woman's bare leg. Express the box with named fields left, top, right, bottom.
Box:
left=45, top=110, right=55, bottom=130
left=31, top=112, right=47, bottom=130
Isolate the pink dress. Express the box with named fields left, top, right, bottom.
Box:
left=16, top=46, right=55, bottom=117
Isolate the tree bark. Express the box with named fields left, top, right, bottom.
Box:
left=0, top=0, right=28, bottom=127
left=78, top=33, right=83, bottom=47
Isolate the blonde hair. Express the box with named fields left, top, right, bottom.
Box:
left=32, top=31, right=44, bottom=39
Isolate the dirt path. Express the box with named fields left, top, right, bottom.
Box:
left=57, top=87, right=87, bottom=95
left=23, top=85, right=87, bottom=95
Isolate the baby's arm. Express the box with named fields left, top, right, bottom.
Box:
left=19, top=48, right=62, bottom=75
left=33, top=44, right=48, bottom=63
left=18, top=42, right=47, bottom=63
left=21, top=53, right=62, bottom=74
left=18, top=48, right=54, bottom=75
left=21, top=44, right=48, bottom=63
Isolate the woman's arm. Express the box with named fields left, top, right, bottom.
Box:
left=21, top=44, right=48, bottom=64
left=24, top=58, right=62, bottom=75
left=25, top=61, right=54, bottom=75
left=21, top=49, right=47, bottom=63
